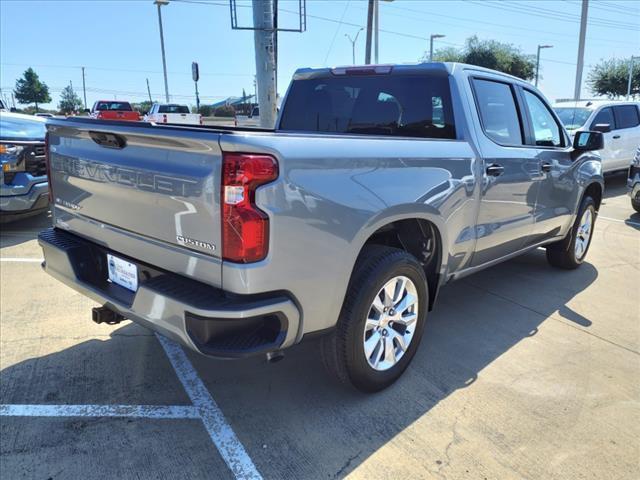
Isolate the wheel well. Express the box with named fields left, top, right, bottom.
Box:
left=362, top=218, right=442, bottom=310
left=584, top=182, right=602, bottom=211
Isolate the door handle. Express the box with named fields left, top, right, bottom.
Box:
left=612, top=135, right=621, bottom=139
left=541, top=162, right=552, bottom=173
left=486, top=163, right=504, bottom=177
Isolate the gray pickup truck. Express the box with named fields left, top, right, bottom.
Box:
left=39, top=63, right=605, bottom=392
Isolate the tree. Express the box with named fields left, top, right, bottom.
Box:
left=58, top=85, right=84, bottom=115
left=13, top=68, right=51, bottom=112
left=588, top=58, right=639, bottom=99
left=132, top=101, right=153, bottom=115
left=213, top=105, right=235, bottom=117
left=428, top=36, right=536, bottom=81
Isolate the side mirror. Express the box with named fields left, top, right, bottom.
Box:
left=573, top=130, right=604, bottom=152
left=592, top=123, right=611, bottom=133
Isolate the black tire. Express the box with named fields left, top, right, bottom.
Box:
left=321, top=245, right=428, bottom=392
left=546, top=195, right=597, bottom=269
left=632, top=198, right=640, bottom=214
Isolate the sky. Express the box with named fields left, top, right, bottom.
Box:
left=1, top=0, right=638, bottom=110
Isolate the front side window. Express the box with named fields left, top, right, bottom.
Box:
left=472, top=79, right=522, bottom=145
left=613, top=105, right=640, bottom=129
left=553, top=107, right=592, bottom=131
left=280, top=73, right=456, bottom=139
left=523, top=90, right=562, bottom=147
left=590, top=107, right=615, bottom=130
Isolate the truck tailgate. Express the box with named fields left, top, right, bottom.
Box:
left=47, top=119, right=223, bottom=285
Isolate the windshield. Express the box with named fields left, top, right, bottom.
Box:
left=96, top=102, right=133, bottom=111
left=158, top=104, right=190, bottom=114
left=0, top=113, right=46, bottom=141
left=279, top=73, right=455, bottom=139
left=553, top=107, right=592, bottom=130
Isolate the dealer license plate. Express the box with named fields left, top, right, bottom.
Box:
left=107, top=253, right=138, bottom=292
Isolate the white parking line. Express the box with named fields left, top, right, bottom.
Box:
left=599, top=215, right=640, bottom=227
left=0, top=258, right=43, bottom=263
left=0, top=404, right=199, bottom=419
left=156, top=334, right=263, bottom=480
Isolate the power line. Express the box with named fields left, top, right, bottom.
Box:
left=500, top=0, right=639, bottom=29
left=322, top=0, right=351, bottom=66
left=0, top=62, right=252, bottom=77
left=466, top=0, right=639, bottom=31
left=382, top=2, right=634, bottom=46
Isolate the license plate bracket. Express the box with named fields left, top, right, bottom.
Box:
left=107, top=253, right=138, bottom=292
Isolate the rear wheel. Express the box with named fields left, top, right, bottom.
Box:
left=546, top=195, right=597, bottom=269
left=632, top=198, right=640, bottom=214
left=321, top=246, right=428, bottom=392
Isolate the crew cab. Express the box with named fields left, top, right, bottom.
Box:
left=39, top=63, right=605, bottom=391
left=89, top=100, right=140, bottom=121
left=144, top=103, right=202, bottom=125
left=554, top=100, right=640, bottom=173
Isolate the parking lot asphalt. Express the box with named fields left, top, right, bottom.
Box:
left=1, top=173, right=638, bottom=480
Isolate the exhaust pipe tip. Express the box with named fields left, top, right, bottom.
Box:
left=266, top=351, right=285, bottom=363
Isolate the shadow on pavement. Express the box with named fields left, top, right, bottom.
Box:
left=0, top=250, right=599, bottom=479
left=602, top=171, right=628, bottom=199
left=0, top=209, right=51, bottom=249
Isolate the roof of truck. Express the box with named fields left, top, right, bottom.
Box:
left=552, top=99, right=640, bottom=110
left=293, top=62, right=534, bottom=86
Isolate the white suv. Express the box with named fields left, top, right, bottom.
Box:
left=554, top=100, right=640, bottom=173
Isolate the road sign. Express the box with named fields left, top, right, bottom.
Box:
left=192, top=62, right=199, bottom=83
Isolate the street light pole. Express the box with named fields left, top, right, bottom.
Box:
left=154, top=0, right=170, bottom=103
left=429, top=34, right=445, bottom=62
left=627, top=56, right=639, bottom=100
left=345, top=28, right=364, bottom=65
left=535, top=44, right=553, bottom=88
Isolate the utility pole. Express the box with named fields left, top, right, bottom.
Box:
left=345, top=28, right=364, bottom=65
left=81, top=67, right=87, bottom=109
left=535, top=44, right=553, bottom=88
left=146, top=78, right=153, bottom=103
left=373, top=0, right=379, bottom=63
left=429, top=34, right=445, bottom=62
left=154, top=0, right=170, bottom=103
left=11, top=92, right=16, bottom=109
left=627, top=56, right=638, bottom=100
left=365, top=0, right=374, bottom=64
left=252, top=0, right=277, bottom=128
left=574, top=0, right=589, bottom=100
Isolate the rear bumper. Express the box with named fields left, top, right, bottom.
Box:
left=38, top=228, right=300, bottom=358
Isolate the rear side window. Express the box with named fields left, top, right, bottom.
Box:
left=590, top=107, right=615, bottom=130
left=472, top=79, right=522, bottom=145
left=613, top=105, right=640, bottom=129
left=279, top=73, right=456, bottom=139
left=158, top=105, right=190, bottom=114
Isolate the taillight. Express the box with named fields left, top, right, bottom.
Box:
left=44, top=132, right=53, bottom=203
left=221, top=153, right=278, bottom=263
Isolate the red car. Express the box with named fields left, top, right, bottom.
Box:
left=90, top=100, right=140, bottom=121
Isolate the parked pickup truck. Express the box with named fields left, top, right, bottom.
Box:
left=89, top=100, right=140, bottom=121
left=40, top=63, right=605, bottom=392
left=143, top=103, right=202, bottom=125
